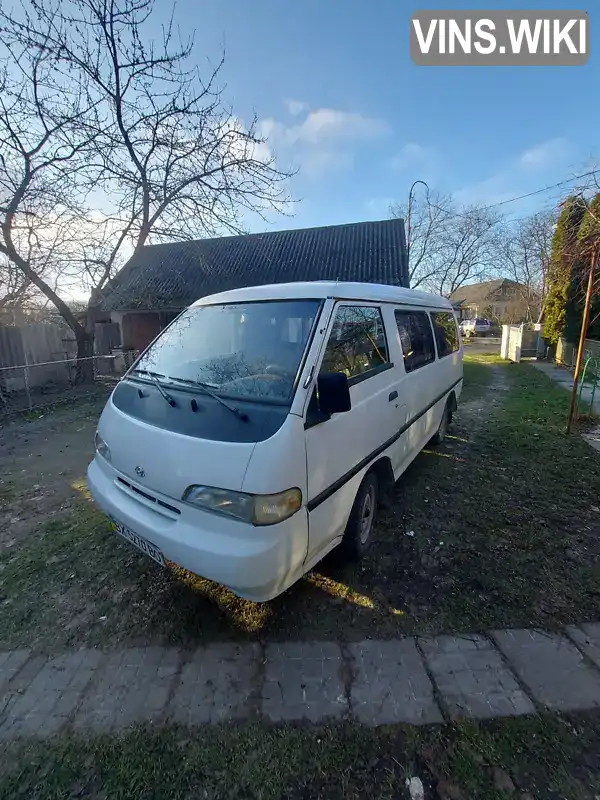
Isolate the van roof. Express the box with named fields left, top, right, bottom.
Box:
left=192, top=281, right=453, bottom=310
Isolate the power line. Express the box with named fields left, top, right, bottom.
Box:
left=479, top=169, right=599, bottom=211
left=423, top=168, right=599, bottom=221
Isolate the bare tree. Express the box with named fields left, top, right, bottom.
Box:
left=0, top=257, right=33, bottom=318
left=0, top=0, right=291, bottom=376
left=0, top=26, right=100, bottom=360
left=392, top=191, right=451, bottom=288
left=391, top=193, right=499, bottom=296
left=496, top=211, right=554, bottom=323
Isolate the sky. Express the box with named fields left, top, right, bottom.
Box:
left=159, top=0, right=599, bottom=232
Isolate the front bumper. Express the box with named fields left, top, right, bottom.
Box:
left=87, top=457, right=309, bottom=602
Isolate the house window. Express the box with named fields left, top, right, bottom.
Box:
left=394, top=310, right=436, bottom=372
left=431, top=312, right=460, bottom=358
left=321, top=305, right=389, bottom=382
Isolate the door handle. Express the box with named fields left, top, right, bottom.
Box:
left=388, top=390, right=398, bottom=402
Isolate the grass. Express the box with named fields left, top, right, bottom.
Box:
left=461, top=354, right=503, bottom=403
left=0, top=481, right=17, bottom=506
left=420, top=361, right=600, bottom=632
left=1, top=713, right=600, bottom=799
left=1, top=358, right=600, bottom=652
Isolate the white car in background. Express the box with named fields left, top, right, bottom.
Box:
left=459, top=318, right=493, bottom=338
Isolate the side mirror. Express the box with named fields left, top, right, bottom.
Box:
left=317, top=372, right=351, bottom=415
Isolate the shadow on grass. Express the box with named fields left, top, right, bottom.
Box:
left=0, top=428, right=491, bottom=651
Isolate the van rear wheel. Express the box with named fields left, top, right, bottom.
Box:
left=430, top=401, right=450, bottom=445
left=338, top=472, right=378, bottom=561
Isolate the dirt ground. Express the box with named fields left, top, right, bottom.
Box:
left=0, top=396, right=107, bottom=552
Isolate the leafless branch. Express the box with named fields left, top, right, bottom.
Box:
left=0, top=0, right=292, bottom=367
left=391, top=193, right=499, bottom=296
left=496, top=211, right=554, bottom=322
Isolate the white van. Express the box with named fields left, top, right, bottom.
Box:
left=87, top=281, right=462, bottom=601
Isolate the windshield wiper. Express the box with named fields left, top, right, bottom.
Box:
left=131, top=369, right=176, bottom=407
left=165, top=375, right=249, bottom=422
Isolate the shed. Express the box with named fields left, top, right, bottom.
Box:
left=100, top=218, right=408, bottom=351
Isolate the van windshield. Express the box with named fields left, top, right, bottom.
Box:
left=132, top=300, right=320, bottom=403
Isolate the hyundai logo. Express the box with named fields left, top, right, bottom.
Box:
left=135, top=466, right=145, bottom=478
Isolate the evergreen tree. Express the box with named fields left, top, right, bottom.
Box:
left=571, top=193, right=600, bottom=342
left=543, top=197, right=586, bottom=344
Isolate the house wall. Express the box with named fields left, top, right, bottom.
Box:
left=111, top=311, right=180, bottom=353
left=121, top=312, right=162, bottom=351
left=461, top=299, right=534, bottom=324
left=454, top=281, right=541, bottom=324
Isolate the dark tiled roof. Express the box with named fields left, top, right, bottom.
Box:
left=101, top=218, right=408, bottom=312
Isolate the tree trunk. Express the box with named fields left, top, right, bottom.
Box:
left=74, top=330, right=94, bottom=384
left=0, top=241, right=97, bottom=382
left=76, top=288, right=106, bottom=385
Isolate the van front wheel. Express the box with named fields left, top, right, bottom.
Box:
left=338, top=472, right=378, bottom=561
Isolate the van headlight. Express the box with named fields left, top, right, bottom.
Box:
left=182, top=485, right=302, bottom=526
left=94, top=431, right=111, bottom=462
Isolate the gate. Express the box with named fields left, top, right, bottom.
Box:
left=501, top=324, right=541, bottom=362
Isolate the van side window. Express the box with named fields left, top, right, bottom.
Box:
left=394, top=310, right=436, bottom=372
left=321, top=305, right=389, bottom=382
left=431, top=312, right=460, bottom=358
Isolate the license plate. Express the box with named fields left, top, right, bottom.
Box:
left=111, top=520, right=165, bottom=567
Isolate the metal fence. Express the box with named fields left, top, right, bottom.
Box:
left=556, top=337, right=600, bottom=371
left=0, top=352, right=138, bottom=418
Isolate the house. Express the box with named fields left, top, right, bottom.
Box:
left=450, top=279, right=540, bottom=324
left=100, top=218, right=408, bottom=352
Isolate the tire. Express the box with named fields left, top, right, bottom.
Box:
left=430, top=401, right=450, bottom=445
left=338, top=472, right=378, bottom=562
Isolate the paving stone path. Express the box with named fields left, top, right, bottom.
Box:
left=3, top=622, right=600, bottom=739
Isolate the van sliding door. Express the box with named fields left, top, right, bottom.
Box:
left=394, top=309, right=439, bottom=450
left=304, top=303, right=400, bottom=563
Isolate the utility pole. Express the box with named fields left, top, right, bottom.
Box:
left=406, top=180, right=430, bottom=268
left=566, top=243, right=599, bottom=433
